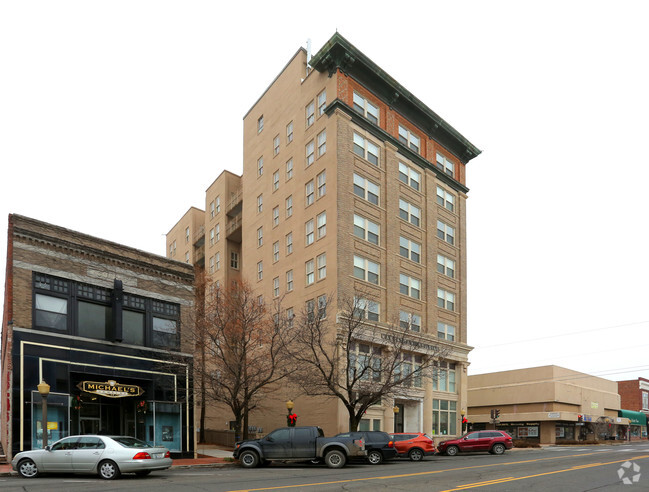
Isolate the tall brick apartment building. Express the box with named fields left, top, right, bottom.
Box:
left=1, top=215, right=196, bottom=461
left=167, top=33, right=481, bottom=438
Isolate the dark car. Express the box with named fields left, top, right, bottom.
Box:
left=437, top=430, right=513, bottom=456
left=335, top=431, right=397, bottom=465
left=389, top=433, right=436, bottom=461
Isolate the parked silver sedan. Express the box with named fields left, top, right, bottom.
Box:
left=11, top=435, right=172, bottom=479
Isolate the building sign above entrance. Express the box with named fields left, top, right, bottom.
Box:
left=77, top=380, right=144, bottom=398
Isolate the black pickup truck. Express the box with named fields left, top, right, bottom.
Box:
left=233, top=426, right=366, bottom=469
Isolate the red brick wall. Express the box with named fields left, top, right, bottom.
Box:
left=618, top=380, right=642, bottom=411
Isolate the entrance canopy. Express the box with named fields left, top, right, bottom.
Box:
left=619, top=410, right=648, bottom=426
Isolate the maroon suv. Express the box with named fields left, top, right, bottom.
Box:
left=437, top=430, right=513, bottom=456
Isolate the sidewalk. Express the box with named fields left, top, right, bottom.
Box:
left=0, top=443, right=237, bottom=476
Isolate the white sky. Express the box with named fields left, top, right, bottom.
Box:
left=1, top=1, right=648, bottom=383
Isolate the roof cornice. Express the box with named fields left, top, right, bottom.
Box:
left=310, top=33, right=481, bottom=165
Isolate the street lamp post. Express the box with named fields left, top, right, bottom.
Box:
left=286, top=400, right=297, bottom=427
left=37, top=380, right=50, bottom=448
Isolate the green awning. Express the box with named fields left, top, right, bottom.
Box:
left=619, top=410, right=648, bottom=426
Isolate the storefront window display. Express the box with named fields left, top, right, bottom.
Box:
left=31, top=392, right=69, bottom=449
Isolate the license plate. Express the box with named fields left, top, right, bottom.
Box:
left=152, top=453, right=163, bottom=459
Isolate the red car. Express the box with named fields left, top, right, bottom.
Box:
left=437, top=430, right=513, bottom=456
left=388, top=433, right=436, bottom=461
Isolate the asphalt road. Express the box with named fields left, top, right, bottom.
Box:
left=2, top=443, right=649, bottom=492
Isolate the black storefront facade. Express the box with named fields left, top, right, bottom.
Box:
left=12, top=328, right=194, bottom=458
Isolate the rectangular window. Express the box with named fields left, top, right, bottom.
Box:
left=215, top=223, right=220, bottom=242
left=433, top=363, right=457, bottom=393
left=399, top=199, right=421, bottom=227
left=398, top=162, right=421, bottom=191
left=286, top=121, right=294, bottom=143
left=432, top=399, right=457, bottom=436
left=398, top=124, right=420, bottom=153
left=122, top=309, right=144, bottom=346
left=353, top=214, right=379, bottom=245
left=230, top=251, right=239, bottom=269
left=437, top=254, right=455, bottom=278
left=436, top=152, right=455, bottom=177
left=353, top=255, right=380, bottom=284
left=399, top=274, right=421, bottom=299
left=437, top=322, right=455, bottom=341
left=317, top=211, right=326, bottom=239
left=352, top=91, right=379, bottom=125
left=399, top=236, right=421, bottom=263
left=286, top=270, right=294, bottom=292
left=209, top=255, right=215, bottom=274
left=306, top=259, right=315, bottom=285
left=257, top=115, right=264, bottom=133
left=273, top=135, right=280, bottom=156
left=215, top=252, right=221, bottom=270
left=257, top=261, right=263, bottom=280
left=185, top=251, right=190, bottom=263
left=317, top=294, right=327, bottom=319
left=317, top=253, right=326, bottom=279
left=436, top=186, right=455, bottom=212
left=257, top=226, right=263, bottom=247
left=273, top=277, right=280, bottom=297
left=317, top=89, right=326, bottom=116
left=286, top=232, right=293, bottom=255
left=209, top=228, right=215, bottom=246
left=35, top=293, right=68, bottom=330
left=210, top=201, right=215, bottom=219
left=273, top=170, right=280, bottom=191
left=273, top=206, right=279, bottom=227
left=305, top=219, right=314, bottom=245
left=152, top=316, right=178, bottom=349
left=257, top=194, right=263, bottom=213
left=285, top=195, right=293, bottom=218
left=216, top=196, right=221, bottom=213
left=399, top=311, right=421, bottom=332
left=286, top=158, right=293, bottom=180
left=306, top=101, right=315, bottom=127
left=257, top=156, right=263, bottom=176
left=286, top=307, right=294, bottom=327
left=353, top=173, right=379, bottom=205
left=437, top=288, right=455, bottom=311
left=306, top=140, right=315, bottom=166
left=273, top=241, right=280, bottom=262
left=317, top=170, right=326, bottom=198
left=185, top=227, right=190, bottom=243
left=353, top=133, right=379, bottom=166
left=305, top=180, right=314, bottom=206
left=317, top=129, right=326, bottom=157
left=437, top=220, right=455, bottom=245
left=353, top=297, right=380, bottom=321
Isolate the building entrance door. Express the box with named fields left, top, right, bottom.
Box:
left=394, top=404, right=405, bottom=433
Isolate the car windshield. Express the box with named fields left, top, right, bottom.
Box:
left=112, top=436, right=151, bottom=448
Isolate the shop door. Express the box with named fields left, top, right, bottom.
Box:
left=394, top=404, right=405, bottom=433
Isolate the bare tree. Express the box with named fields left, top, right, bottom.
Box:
left=197, top=281, right=290, bottom=440
left=284, top=290, right=449, bottom=431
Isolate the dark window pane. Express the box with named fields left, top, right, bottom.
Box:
left=78, top=301, right=110, bottom=340
left=35, top=294, right=67, bottom=330
left=153, top=317, right=178, bottom=349
left=123, top=310, right=144, bottom=345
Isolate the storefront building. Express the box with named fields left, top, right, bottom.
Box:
left=618, top=378, right=649, bottom=439
left=1, top=215, right=196, bottom=460
left=468, top=366, right=628, bottom=444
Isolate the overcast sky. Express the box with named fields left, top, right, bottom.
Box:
left=2, top=1, right=648, bottom=383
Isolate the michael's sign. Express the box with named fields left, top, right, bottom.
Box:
left=77, top=380, right=144, bottom=398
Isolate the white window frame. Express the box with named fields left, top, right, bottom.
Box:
left=230, top=251, right=239, bottom=269
left=399, top=311, right=421, bottom=332
left=353, top=255, right=380, bottom=285
left=216, top=196, right=221, bottom=213
left=209, top=228, right=215, bottom=246
left=273, top=241, right=280, bottom=262
left=286, top=121, right=294, bottom=143
left=215, top=223, right=220, bottom=242
left=257, top=115, right=264, bottom=133
left=399, top=274, right=421, bottom=299
left=353, top=133, right=379, bottom=166
left=437, top=322, right=455, bottom=341
left=352, top=91, right=379, bottom=124
left=398, top=162, right=421, bottom=191
left=317, top=129, right=326, bottom=157
left=257, top=156, right=263, bottom=176
left=353, top=173, right=379, bottom=205
left=305, top=219, right=314, bottom=245
left=257, top=226, right=263, bottom=247
left=353, top=214, right=379, bottom=245
left=399, top=236, right=421, bottom=263
left=273, top=277, right=280, bottom=297
left=306, top=101, right=315, bottom=127
left=273, top=206, right=280, bottom=227
left=437, top=288, right=455, bottom=311
left=257, top=194, right=263, bottom=213
left=317, top=89, right=326, bottom=116
left=286, top=158, right=294, bottom=180
left=436, top=152, right=455, bottom=177
left=209, top=255, right=215, bottom=274
left=437, top=220, right=455, bottom=245
left=399, top=199, right=421, bottom=227
left=305, top=180, right=314, bottom=206
left=286, top=270, right=294, bottom=292
left=306, top=259, right=315, bottom=285
left=210, top=201, right=215, bottom=219
left=317, top=211, right=326, bottom=239
left=353, top=297, right=380, bottom=321
left=215, top=252, right=220, bottom=270
left=317, top=253, right=326, bottom=280
left=306, top=140, right=315, bottom=166
left=437, top=254, right=455, bottom=278
left=273, top=135, right=280, bottom=156
left=317, top=170, right=326, bottom=198
left=398, top=124, right=420, bottom=153
left=273, top=170, right=280, bottom=191
left=257, top=261, right=263, bottom=281
left=286, top=232, right=293, bottom=255
left=286, top=195, right=293, bottom=217
left=436, top=186, right=455, bottom=212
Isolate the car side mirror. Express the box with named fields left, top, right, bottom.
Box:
left=463, top=437, right=468, bottom=440
left=265, top=436, right=274, bottom=442
left=45, top=445, right=52, bottom=451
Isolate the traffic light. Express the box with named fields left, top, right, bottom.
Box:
left=490, top=409, right=495, bottom=419
left=495, top=409, right=500, bottom=419
left=578, top=414, right=583, bottom=423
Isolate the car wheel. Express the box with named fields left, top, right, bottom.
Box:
left=408, top=448, right=424, bottom=461
left=98, top=460, right=121, bottom=480
left=17, top=458, right=39, bottom=478
left=491, top=443, right=506, bottom=455
left=239, top=450, right=260, bottom=468
left=367, top=450, right=383, bottom=465
left=324, top=449, right=346, bottom=469
left=135, top=470, right=152, bottom=476
left=445, top=445, right=459, bottom=456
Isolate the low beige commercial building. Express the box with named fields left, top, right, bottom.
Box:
left=467, top=366, right=630, bottom=444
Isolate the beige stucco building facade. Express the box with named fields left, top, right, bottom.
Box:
left=468, top=366, right=630, bottom=444
left=167, top=33, right=481, bottom=438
